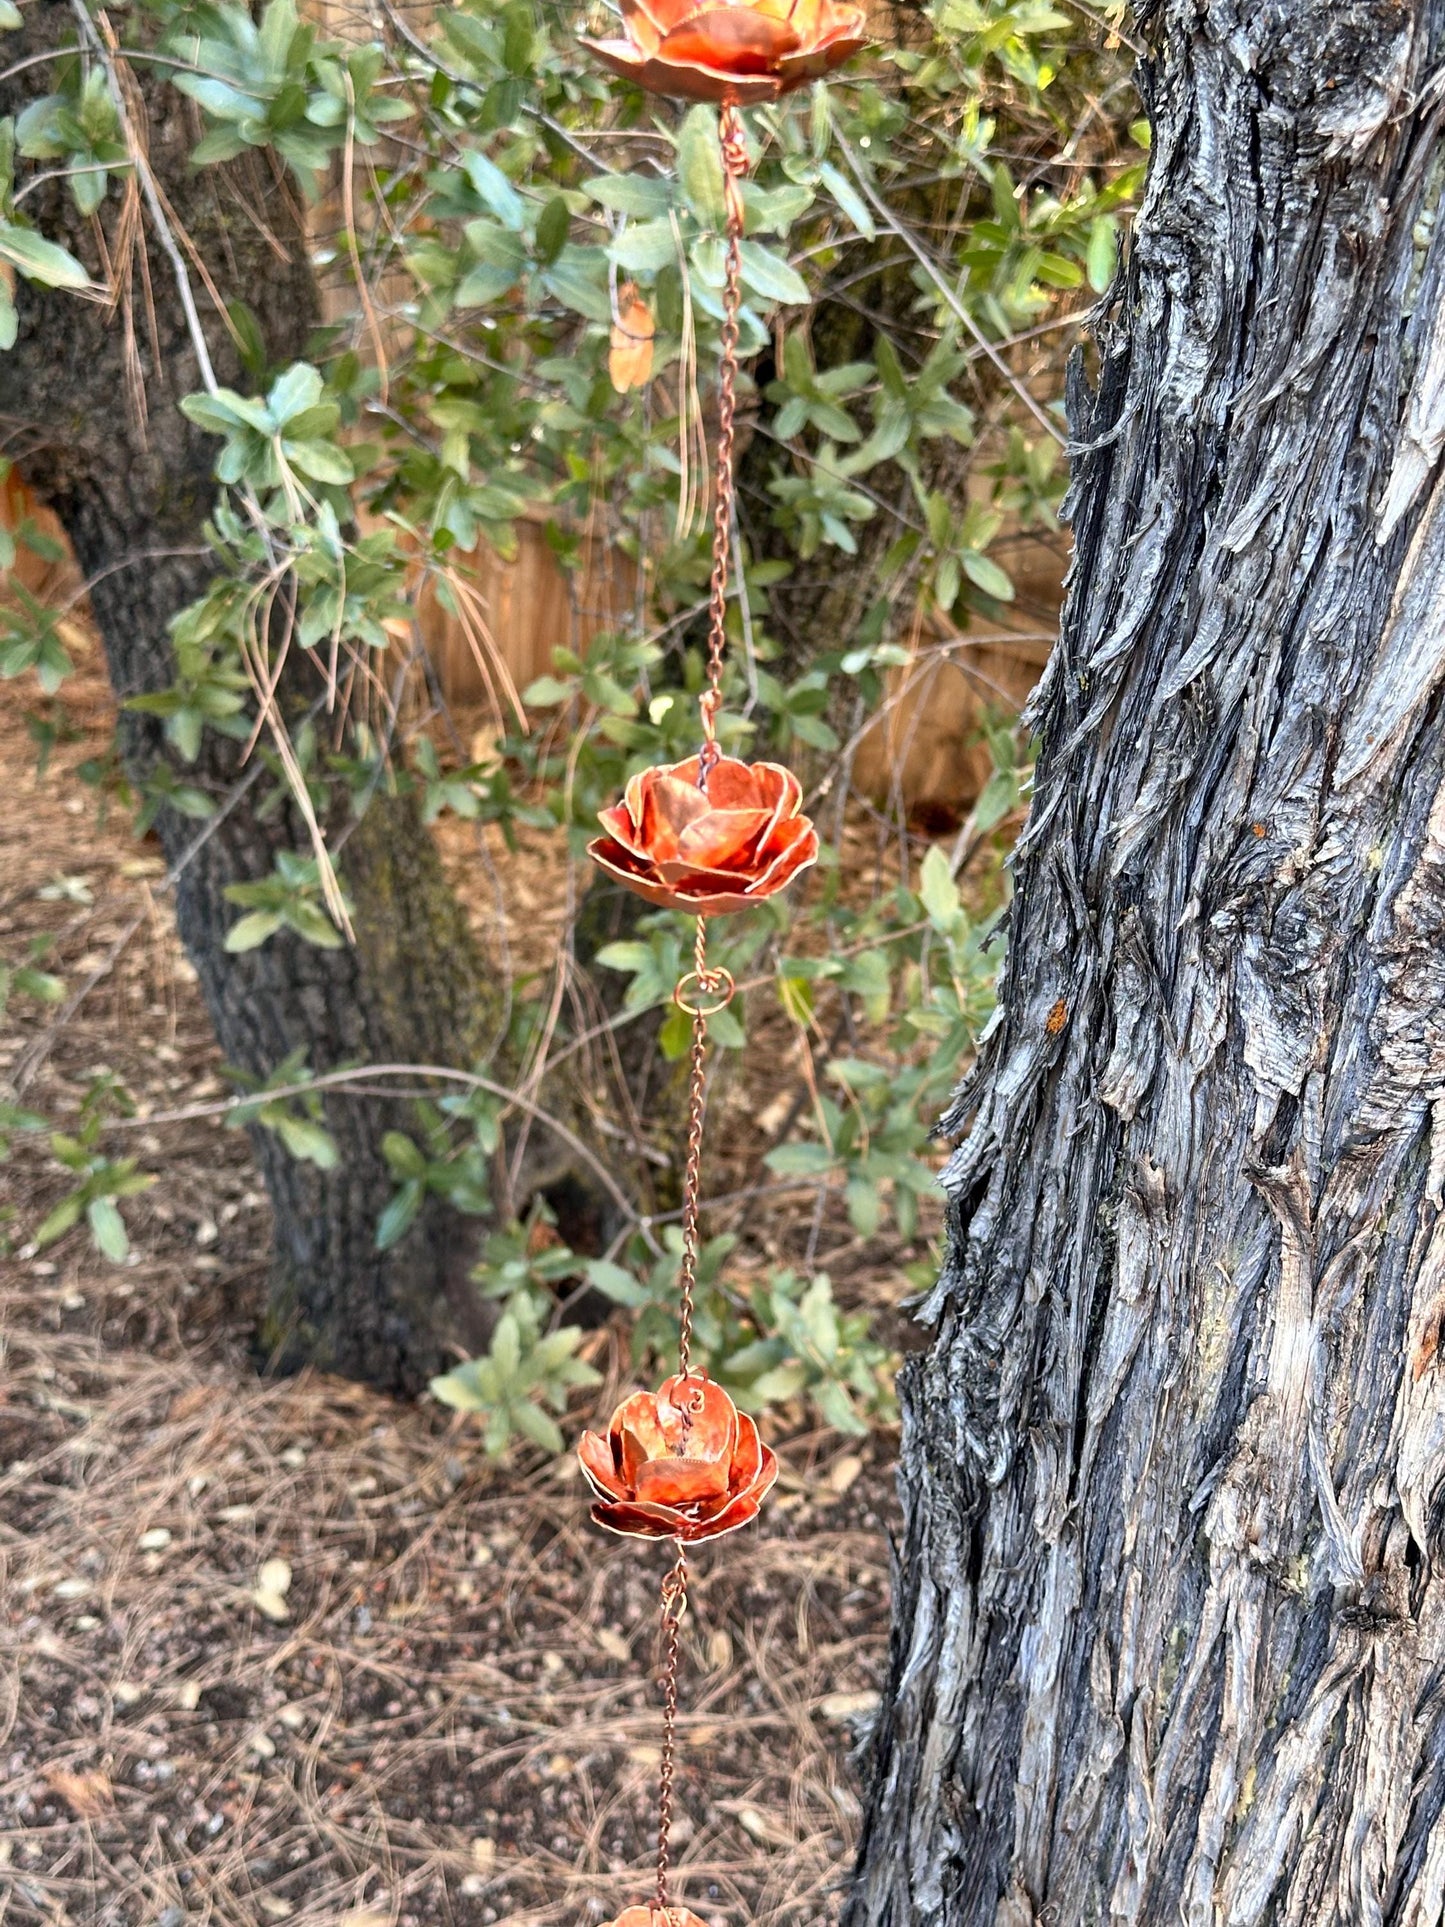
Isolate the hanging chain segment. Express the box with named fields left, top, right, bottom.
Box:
left=698, top=100, right=749, bottom=768
left=670, top=918, right=734, bottom=1381
left=653, top=1543, right=689, bottom=1911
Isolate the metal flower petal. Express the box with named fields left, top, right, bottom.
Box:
left=589, top=755, right=818, bottom=916
left=601, top=1909, right=714, bottom=1927
left=580, top=0, right=866, bottom=101
left=577, top=1374, right=778, bottom=1542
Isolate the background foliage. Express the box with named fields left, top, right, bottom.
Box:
left=1, top=0, right=1139, bottom=1441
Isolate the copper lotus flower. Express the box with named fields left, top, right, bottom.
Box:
left=581, top=0, right=866, bottom=103
left=589, top=755, right=818, bottom=916
left=602, top=1910, right=712, bottom=1927
left=578, top=1374, right=778, bottom=1541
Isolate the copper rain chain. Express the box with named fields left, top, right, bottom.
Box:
left=574, top=3, right=866, bottom=1921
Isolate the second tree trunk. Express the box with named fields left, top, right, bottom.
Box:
left=850, top=3, right=1445, bottom=1921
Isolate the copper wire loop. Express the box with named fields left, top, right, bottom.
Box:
left=671, top=965, right=735, bottom=1016
left=694, top=732, right=722, bottom=790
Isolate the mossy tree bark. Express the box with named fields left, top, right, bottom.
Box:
left=851, top=3, right=1445, bottom=1922
left=0, top=4, right=492, bottom=1390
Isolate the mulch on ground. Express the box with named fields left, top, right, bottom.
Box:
left=0, top=654, right=898, bottom=1927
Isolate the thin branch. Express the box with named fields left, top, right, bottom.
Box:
left=105, top=1062, right=657, bottom=1250
left=1057, top=0, right=1146, bottom=57
left=54, top=546, right=210, bottom=614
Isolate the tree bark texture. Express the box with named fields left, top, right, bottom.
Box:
left=851, top=3, right=1445, bottom=1923
left=0, top=5, right=493, bottom=1389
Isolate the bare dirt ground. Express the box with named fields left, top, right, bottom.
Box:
left=0, top=659, right=897, bottom=1927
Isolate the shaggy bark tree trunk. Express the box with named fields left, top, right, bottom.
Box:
left=0, top=6, right=493, bottom=1390
left=851, top=3, right=1445, bottom=1923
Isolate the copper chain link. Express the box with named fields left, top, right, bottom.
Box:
left=653, top=1544, right=689, bottom=1911
left=697, top=100, right=748, bottom=769
left=672, top=920, right=730, bottom=1382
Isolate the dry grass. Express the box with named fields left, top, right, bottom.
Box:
left=0, top=652, right=895, bottom=1927
left=0, top=1308, right=892, bottom=1927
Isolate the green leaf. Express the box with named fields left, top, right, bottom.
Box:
left=973, top=767, right=1017, bottom=835
left=455, top=261, right=522, bottom=308
left=737, top=240, right=809, bottom=306
left=748, top=1361, right=808, bottom=1403
left=743, top=181, right=812, bottom=235
left=1087, top=215, right=1117, bottom=294
left=708, top=1003, right=745, bottom=1049
left=510, top=1399, right=564, bottom=1453
left=478, top=74, right=525, bottom=131
left=465, top=150, right=525, bottom=230
left=658, top=1004, right=692, bottom=1060
left=0, top=2, right=24, bottom=28
left=609, top=219, right=676, bottom=272
left=224, top=909, right=284, bottom=952
left=502, top=3, right=534, bottom=74
left=588, top=173, right=674, bottom=219
left=376, top=1178, right=424, bottom=1250
left=918, top=845, right=960, bottom=929
left=585, top=1259, right=649, bottom=1306
left=722, top=1336, right=781, bottom=1379
left=190, top=125, right=248, bottom=167
left=173, top=709, right=203, bottom=762
left=73, top=168, right=108, bottom=217
left=259, top=0, right=301, bottom=75
left=962, top=551, right=1015, bottom=601
left=267, top=361, right=323, bottom=426
left=521, top=672, right=574, bottom=705
left=179, top=391, right=254, bottom=436
left=534, top=193, right=570, bottom=265
left=87, top=1195, right=130, bottom=1262
left=776, top=973, right=815, bottom=1026
left=274, top=1115, right=338, bottom=1168
left=227, top=297, right=268, bottom=379
left=0, top=281, right=16, bottom=352
left=34, top=1189, right=84, bottom=1246
left=382, top=1130, right=427, bottom=1178
left=814, top=1377, right=868, bottom=1436
left=676, top=105, right=724, bottom=228
left=170, top=778, right=214, bottom=817
left=765, top=1141, right=835, bottom=1177
left=1035, top=252, right=1083, bottom=290
left=818, top=161, right=874, bottom=239
left=0, top=223, right=89, bottom=289
left=286, top=901, right=345, bottom=948
left=492, top=1311, right=521, bottom=1377
left=430, top=1365, right=487, bottom=1413
left=285, top=437, right=354, bottom=485
left=594, top=940, right=651, bottom=974
left=14, top=965, right=65, bottom=1001
left=542, top=251, right=613, bottom=324
left=845, top=1176, right=880, bottom=1238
